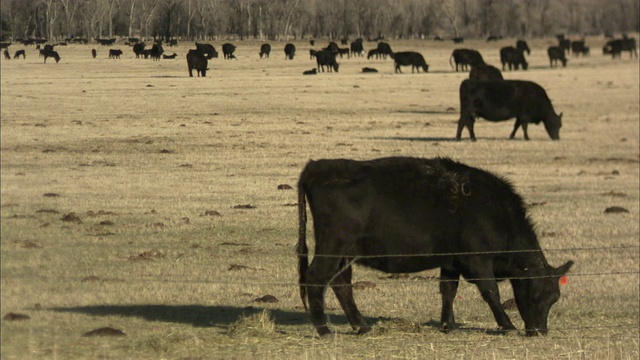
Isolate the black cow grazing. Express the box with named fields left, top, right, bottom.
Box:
left=315, top=49, right=339, bottom=72
left=547, top=46, right=567, bottom=67
left=452, top=37, right=464, bottom=43
left=486, top=35, right=502, bottom=42
left=96, top=38, right=116, bottom=46
left=376, top=42, right=393, bottom=59
left=558, top=38, right=571, bottom=54
left=450, top=49, right=484, bottom=71
left=108, top=49, right=123, bottom=59
left=309, top=49, right=317, bottom=59
left=570, top=40, right=590, bottom=57
left=603, top=38, right=638, bottom=59
left=259, top=43, right=271, bottom=58
left=3, top=49, right=10, bottom=59
left=42, top=50, right=60, bottom=63
left=162, top=53, right=177, bottom=59
left=186, top=49, right=208, bottom=77
left=392, top=51, right=429, bottom=73
left=222, top=43, right=236, bottom=59
left=91, top=49, right=97, bottom=58
left=132, top=42, right=146, bottom=58
left=350, top=41, right=364, bottom=57
left=13, top=49, right=25, bottom=59
left=150, top=44, right=164, bottom=61
left=297, top=156, right=574, bottom=337
left=0, top=42, right=10, bottom=49
left=456, top=79, right=562, bottom=141
left=284, top=43, right=296, bottom=60
left=516, top=40, right=530, bottom=55
left=337, top=47, right=350, bottom=58
left=469, top=64, right=503, bottom=80
left=367, top=49, right=380, bottom=59
left=195, top=43, right=218, bottom=59
left=500, top=46, right=528, bottom=70
left=302, top=68, right=317, bottom=75
left=362, top=67, right=378, bottom=73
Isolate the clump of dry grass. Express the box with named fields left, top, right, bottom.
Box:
left=374, top=318, right=423, bottom=334
left=226, top=309, right=276, bottom=337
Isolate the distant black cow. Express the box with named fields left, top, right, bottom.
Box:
left=108, top=49, right=122, bottom=59
left=367, top=49, right=380, bottom=59
left=150, top=44, right=163, bottom=61
left=350, top=41, right=364, bottom=57
left=362, top=67, right=378, bottom=73
left=486, top=35, right=501, bottom=42
left=570, top=40, right=589, bottom=57
left=452, top=37, right=464, bottom=43
left=284, top=43, right=296, bottom=60
left=167, top=39, right=178, bottom=47
left=469, top=64, right=503, bottom=80
left=259, top=43, right=271, bottom=58
left=309, top=49, right=317, bottom=59
left=297, top=156, right=574, bottom=337
left=302, top=68, right=317, bottom=75
left=559, top=38, right=570, bottom=54
left=547, top=46, right=567, bottom=67
left=309, top=40, right=315, bottom=46
left=392, top=51, right=429, bottom=73
left=516, top=40, right=530, bottom=55
left=42, top=50, right=60, bottom=63
left=456, top=80, right=562, bottom=141
left=132, top=42, right=146, bottom=58
left=0, top=42, right=10, bottom=49
left=186, top=49, right=208, bottom=77
left=3, top=49, right=10, bottom=59
left=195, top=43, right=218, bottom=59
left=603, top=38, right=638, bottom=59
left=13, top=49, right=25, bottom=59
left=162, top=53, right=177, bottom=59
left=450, top=49, right=484, bottom=71
left=337, top=47, right=350, bottom=58
left=376, top=42, right=393, bottom=59
left=91, top=49, right=97, bottom=58
left=500, top=46, right=528, bottom=70
left=315, top=49, right=339, bottom=72
left=222, top=43, right=236, bottom=59
left=96, top=38, right=116, bottom=46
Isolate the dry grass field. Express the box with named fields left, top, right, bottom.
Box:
left=1, top=36, right=639, bottom=359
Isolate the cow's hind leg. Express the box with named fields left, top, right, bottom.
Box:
left=439, top=267, right=460, bottom=332
left=331, top=259, right=370, bottom=334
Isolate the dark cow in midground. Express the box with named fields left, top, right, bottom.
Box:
left=315, top=49, right=339, bottom=72
left=42, top=50, right=60, bottom=63
left=456, top=80, right=562, bottom=141
left=547, top=46, right=567, bottom=67
left=603, top=38, right=638, bottom=59
left=376, top=41, right=393, bottom=59
left=13, top=49, right=25, bottom=59
left=392, top=51, right=429, bottom=73
left=108, top=49, right=122, bottom=59
left=186, top=49, right=208, bottom=77
left=284, top=43, right=296, bottom=60
left=259, top=43, right=271, bottom=58
left=222, top=43, right=236, bottom=59
left=469, top=64, right=503, bottom=80
left=133, top=42, right=146, bottom=58
left=570, top=40, right=590, bottom=57
left=91, top=49, right=97, bottom=58
left=450, top=49, right=484, bottom=71
left=500, top=46, right=528, bottom=70
left=297, top=156, right=573, bottom=337
left=149, top=43, right=163, bottom=61
left=350, top=40, right=364, bottom=57
left=195, top=42, right=218, bottom=59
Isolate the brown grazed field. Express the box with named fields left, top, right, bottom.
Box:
left=1, top=37, right=639, bottom=359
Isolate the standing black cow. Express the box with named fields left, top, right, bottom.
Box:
left=284, top=43, right=296, bottom=60
left=259, top=43, right=271, bottom=58
left=450, top=49, right=484, bottom=71
left=108, top=49, right=123, bottom=59
left=133, top=42, right=146, bottom=58
left=186, top=49, right=208, bottom=77
left=547, top=46, right=567, bottom=67
left=350, top=40, right=364, bottom=57
left=570, top=40, right=590, bottom=57
left=222, top=43, right=236, bottom=59
left=315, top=49, right=339, bottom=72
left=500, top=46, right=528, bottom=70
left=469, top=64, right=503, bottom=80
left=195, top=43, right=218, bottom=59
left=376, top=42, right=393, bottom=59
left=13, top=50, right=25, bottom=59
left=367, top=49, right=380, bottom=59
left=456, top=79, right=562, bottom=141
left=91, top=49, right=97, bottom=58
left=603, top=38, right=638, bottom=59
left=326, top=42, right=340, bottom=54
left=392, top=51, right=429, bottom=73
left=42, top=50, right=60, bottom=63
left=297, top=156, right=574, bottom=337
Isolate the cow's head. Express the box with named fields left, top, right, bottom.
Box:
left=545, top=112, right=562, bottom=140
left=512, top=260, right=573, bottom=336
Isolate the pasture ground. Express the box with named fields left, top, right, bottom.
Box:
left=1, top=37, right=639, bottom=359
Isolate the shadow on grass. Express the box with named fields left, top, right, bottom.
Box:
left=367, top=136, right=510, bottom=142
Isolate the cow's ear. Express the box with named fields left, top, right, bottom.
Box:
left=553, top=260, right=573, bottom=276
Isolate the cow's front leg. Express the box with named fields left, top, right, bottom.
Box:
left=331, top=259, right=370, bottom=334
left=439, top=267, right=461, bottom=332
left=510, top=119, right=522, bottom=139
left=468, top=267, right=518, bottom=334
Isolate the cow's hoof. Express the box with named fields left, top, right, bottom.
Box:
left=357, top=326, right=372, bottom=335
left=316, top=326, right=333, bottom=339
left=441, top=323, right=459, bottom=333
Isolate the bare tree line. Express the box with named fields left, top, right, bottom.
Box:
left=1, top=0, right=638, bottom=42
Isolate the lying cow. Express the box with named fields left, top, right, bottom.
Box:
left=456, top=80, right=562, bottom=141
left=162, top=53, right=177, bottom=59
left=392, top=51, right=429, bottom=73
left=297, top=156, right=573, bottom=337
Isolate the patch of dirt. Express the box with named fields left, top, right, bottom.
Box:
left=233, top=204, right=256, bottom=209
left=128, top=250, right=166, bottom=261
left=353, top=281, right=377, bottom=290
left=61, top=212, right=82, bottom=223
left=3, top=313, right=30, bottom=321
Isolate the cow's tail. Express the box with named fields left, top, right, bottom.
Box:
left=296, top=180, right=309, bottom=311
